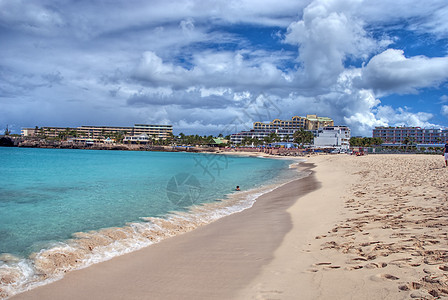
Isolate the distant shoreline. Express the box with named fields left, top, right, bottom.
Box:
left=1, top=136, right=309, bottom=157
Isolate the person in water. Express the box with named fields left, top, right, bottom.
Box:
left=236, top=186, right=240, bottom=191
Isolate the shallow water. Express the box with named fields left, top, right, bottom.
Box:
left=0, top=147, right=301, bottom=298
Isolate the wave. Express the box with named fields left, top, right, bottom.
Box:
left=0, top=159, right=308, bottom=299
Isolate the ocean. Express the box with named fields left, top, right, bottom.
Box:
left=0, top=147, right=302, bottom=298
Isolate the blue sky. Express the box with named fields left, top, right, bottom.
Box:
left=1, top=0, right=448, bottom=136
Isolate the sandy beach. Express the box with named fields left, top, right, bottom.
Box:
left=239, top=154, right=448, bottom=299
left=11, top=154, right=448, bottom=299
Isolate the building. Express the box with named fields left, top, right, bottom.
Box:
left=305, top=115, right=334, bottom=130
left=254, top=116, right=306, bottom=130
left=253, top=115, right=334, bottom=131
left=21, top=128, right=38, bottom=136
left=77, top=126, right=135, bottom=139
left=133, top=124, right=173, bottom=140
left=231, top=114, right=334, bottom=144
left=373, top=127, right=448, bottom=144
left=22, top=127, right=76, bottom=138
left=230, top=128, right=297, bottom=144
left=313, top=126, right=351, bottom=149
left=123, top=133, right=150, bottom=144
left=21, top=124, right=173, bottom=140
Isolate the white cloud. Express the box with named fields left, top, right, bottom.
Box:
left=357, top=49, right=448, bottom=94
left=133, top=50, right=291, bottom=90
left=406, top=3, right=448, bottom=38
left=199, top=87, right=230, bottom=97
left=0, top=0, right=64, bottom=35
left=284, top=0, right=384, bottom=87
left=442, top=105, right=448, bottom=117
left=376, top=106, right=436, bottom=127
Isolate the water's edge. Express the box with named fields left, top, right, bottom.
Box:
left=0, top=157, right=307, bottom=299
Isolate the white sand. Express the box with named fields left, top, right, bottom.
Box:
left=239, top=154, right=448, bottom=299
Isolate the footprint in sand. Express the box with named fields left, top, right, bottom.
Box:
left=346, top=265, right=363, bottom=270
left=439, top=265, right=448, bottom=271
left=383, top=274, right=399, bottom=280
left=364, top=262, right=387, bottom=269
left=398, top=281, right=422, bottom=291
left=371, top=273, right=399, bottom=281
left=322, top=265, right=341, bottom=270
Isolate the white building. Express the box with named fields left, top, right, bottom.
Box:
left=21, top=128, right=37, bottom=136
left=313, top=126, right=351, bottom=149
left=123, top=133, right=150, bottom=144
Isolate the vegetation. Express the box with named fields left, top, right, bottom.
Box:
left=293, top=128, right=314, bottom=146
left=176, top=133, right=229, bottom=146
left=349, top=137, right=383, bottom=147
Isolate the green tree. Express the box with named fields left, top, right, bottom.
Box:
left=293, top=129, right=313, bottom=146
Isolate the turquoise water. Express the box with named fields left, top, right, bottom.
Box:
left=0, top=148, right=296, bottom=259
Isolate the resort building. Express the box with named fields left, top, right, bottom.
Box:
left=21, top=124, right=173, bottom=140
left=77, top=126, right=135, bottom=139
left=253, top=115, right=334, bottom=131
left=373, top=127, right=448, bottom=144
left=313, top=126, right=351, bottom=149
left=305, top=115, right=334, bottom=130
left=133, top=124, right=173, bottom=140
left=230, top=128, right=296, bottom=144
left=22, top=127, right=76, bottom=138
left=231, top=114, right=334, bottom=144
left=123, top=133, right=150, bottom=144
left=21, top=128, right=38, bottom=137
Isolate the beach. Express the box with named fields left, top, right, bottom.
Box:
left=239, top=154, right=448, bottom=299
left=11, top=154, right=448, bottom=299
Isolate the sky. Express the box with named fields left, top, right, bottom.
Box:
left=1, top=0, right=448, bottom=137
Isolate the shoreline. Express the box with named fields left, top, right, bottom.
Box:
left=1, top=152, right=303, bottom=299
left=11, top=163, right=318, bottom=300
left=10, top=154, right=447, bottom=299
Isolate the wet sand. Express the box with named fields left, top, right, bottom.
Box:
left=12, top=163, right=319, bottom=300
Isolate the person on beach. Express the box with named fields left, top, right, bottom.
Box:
left=235, top=186, right=240, bottom=191
left=444, top=142, right=448, bottom=167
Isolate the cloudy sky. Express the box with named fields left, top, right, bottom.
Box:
left=1, top=0, right=448, bottom=136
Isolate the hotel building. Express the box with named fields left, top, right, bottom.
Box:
left=230, top=128, right=297, bottom=144
left=231, top=114, right=335, bottom=144
left=372, top=127, right=448, bottom=144
left=253, top=115, right=334, bottom=131
left=22, top=124, right=173, bottom=140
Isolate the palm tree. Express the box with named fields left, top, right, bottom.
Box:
left=294, top=128, right=313, bottom=147
left=403, top=136, right=410, bottom=152
left=263, top=135, right=273, bottom=145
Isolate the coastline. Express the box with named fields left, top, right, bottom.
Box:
left=11, top=162, right=318, bottom=300
left=1, top=151, right=303, bottom=299
left=10, top=153, right=448, bottom=299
